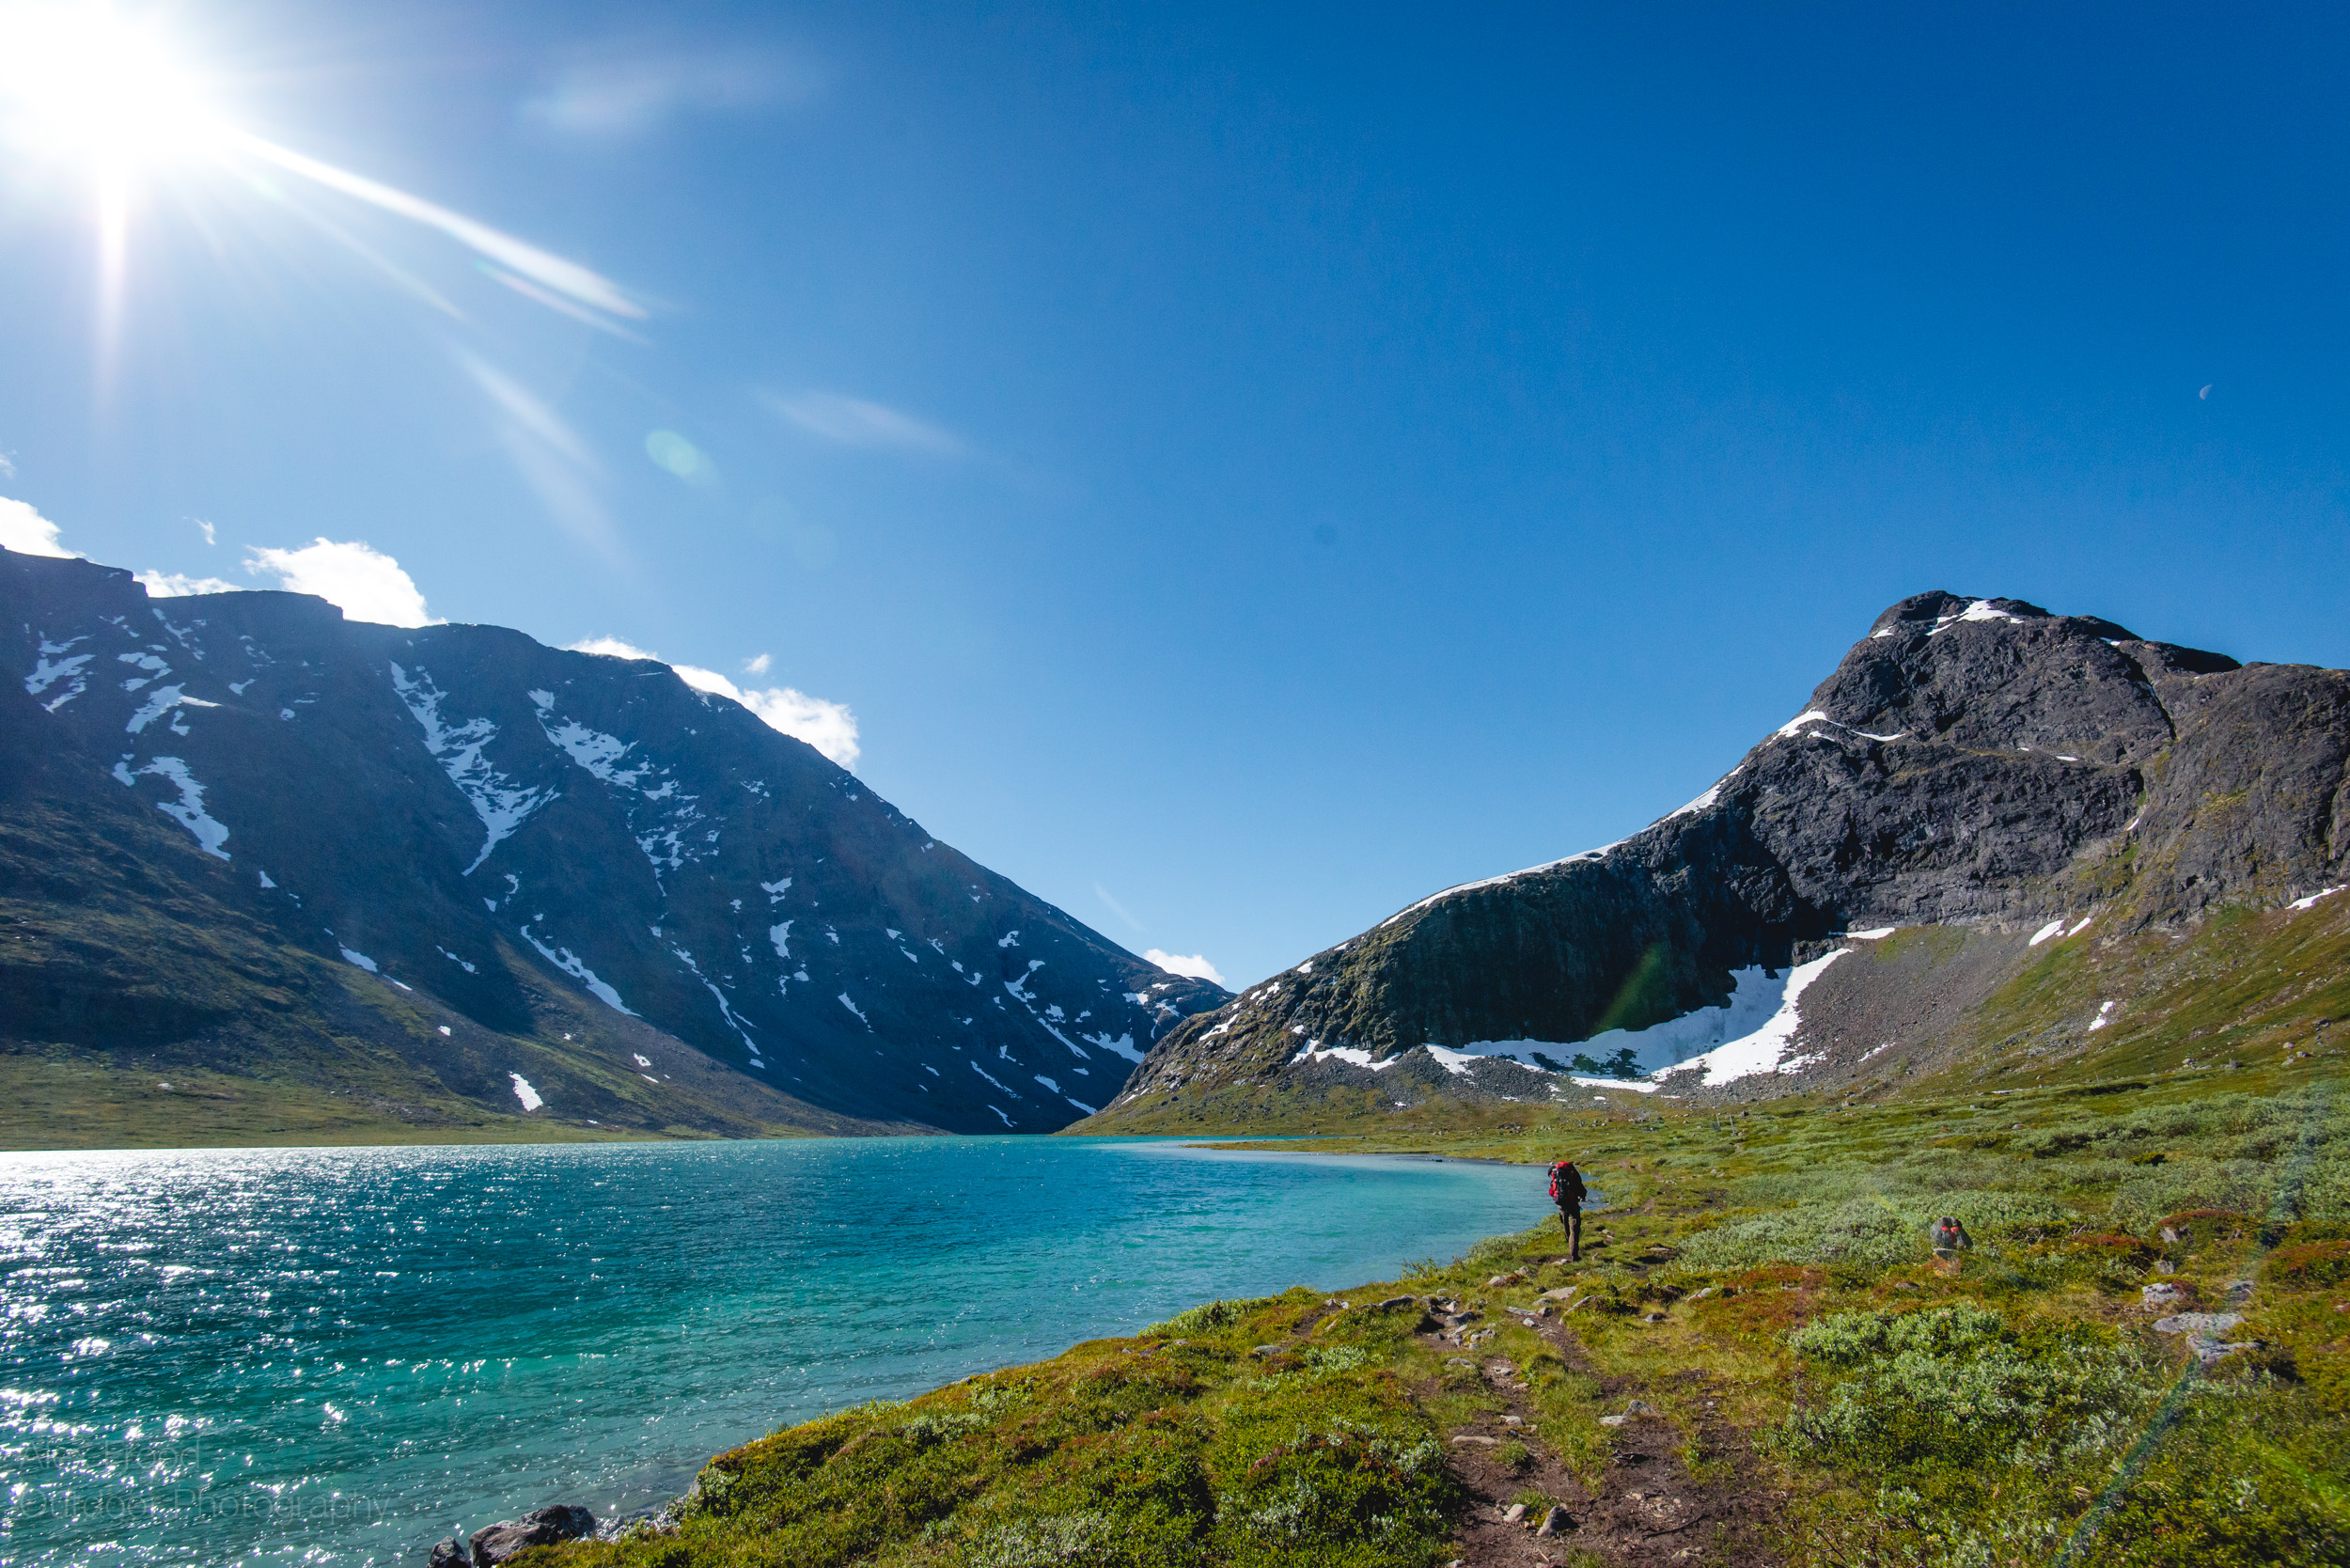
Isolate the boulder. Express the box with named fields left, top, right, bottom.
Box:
left=2190, top=1336, right=2259, bottom=1365
left=470, top=1506, right=597, bottom=1566
left=426, top=1541, right=468, bottom=1568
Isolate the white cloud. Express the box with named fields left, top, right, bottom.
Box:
left=1146, top=949, right=1227, bottom=987
left=765, top=391, right=966, bottom=457
left=137, top=571, right=240, bottom=597
left=744, top=652, right=772, bottom=676
left=568, top=638, right=860, bottom=769
left=246, top=539, right=440, bottom=627
left=0, top=495, right=76, bottom=557
left=195, top=519, right=216, bottom=544
left=736, top=684, right=860, bottom=770
left=567, top=635, right=659, bottom=662
left=0, top=456, right=14, bottom=478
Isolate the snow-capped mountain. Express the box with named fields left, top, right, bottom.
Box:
left=1089, top=591, right=2349, bottom=1122
left=2, top=549, right=1224, bottom=1137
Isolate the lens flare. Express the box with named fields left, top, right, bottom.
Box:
left=0, top=0, right=648, bottom=362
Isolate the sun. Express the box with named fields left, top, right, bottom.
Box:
left=0, top=0, right=645, bottom=347
left=0, top=2, right=225, bottom=180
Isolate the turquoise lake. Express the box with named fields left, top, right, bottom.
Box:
left=0, top=1137, right=1550, bottom=1565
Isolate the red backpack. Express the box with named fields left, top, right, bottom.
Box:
left=1548, top=1161, right=1584, bottom=1204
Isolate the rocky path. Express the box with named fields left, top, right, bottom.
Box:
left=1420, top=1288, right=1781, bottom=1566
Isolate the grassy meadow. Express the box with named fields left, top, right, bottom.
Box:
left=532, top=1057, right=2348, bottom=1567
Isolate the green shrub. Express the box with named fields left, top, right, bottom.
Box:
left=1146, top=1297, right=1277, bottom=1337
left=1681, top=1199, right=1922, bottom=1271
left=2064, top=1231, right=2156, bottom=1268
left=2268, top=1238, right=2350, bottom=1289
left=964, top=1513, right=1123, bottom=1568
left=1780, top=1304, right=2156, bottom=1470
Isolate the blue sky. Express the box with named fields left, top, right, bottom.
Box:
left=2, top=2, right=2344, bottom=988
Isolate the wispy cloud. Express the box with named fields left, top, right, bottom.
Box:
left=1145, top=949, right=1227, bottom=987
left=524, top=50, right=819, bottom=137
left=568, top=637, right=860, bottom=769
left=0, top=494, right=75, bottom=557
left=1094, top=883, right=1144, bottom=932
left=764, top=391, right=967, bottom=458
left=744, top=653, right=772, bottom=676
left=246, top=539, right=440, bottom=627
left=137, top=571, right=239, bottom=597
left=194, top=518, right=216, bottom=545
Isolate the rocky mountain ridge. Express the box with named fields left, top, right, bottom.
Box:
left=1, top=548, right=1224, bottom=1139
left=1087, top=591, right=2348, bottom=1125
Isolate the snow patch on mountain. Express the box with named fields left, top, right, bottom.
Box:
left=388, top=662, right=558, bottom=874
left=542, top=716, right=652, bottom=787
left=1292, top=1042, right=1398, bottom=1071
left=1081, top=1030, right=1142, bottom=1063
left=968, top=1058, right=1020, bottom=1100
left=520, top=925, right=636, bottom=1015
left=125, top=684, right=218, bottom=734
left=1651, top=951, right=1850, bottom=1086
left=24, top=638, right=93, bottom=710
left=112, top=756, right=231, bottom=858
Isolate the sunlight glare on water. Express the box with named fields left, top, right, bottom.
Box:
left=0, top=1137, right=1546, bottom=1564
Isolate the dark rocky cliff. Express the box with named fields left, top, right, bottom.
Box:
left=1, top=549, right=1223, bottom=1137
left=1092, top=592, right=2348, bottom=1121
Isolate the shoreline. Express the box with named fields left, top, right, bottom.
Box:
left=501, top=1074, right=2345, bottom=1567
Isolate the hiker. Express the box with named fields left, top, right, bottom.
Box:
left=1548, top=1157, right=1587, bottom=1261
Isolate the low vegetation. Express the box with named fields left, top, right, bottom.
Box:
left=534, top=1062, right=2350, bottom=1567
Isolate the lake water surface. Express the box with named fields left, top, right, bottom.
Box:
left=0, top=1137, right=1547, bottom=1565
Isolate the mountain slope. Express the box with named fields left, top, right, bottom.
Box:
left=1, top=549, right=1223, bottom=1141
left=1084, top=592, right=2347, bottom=1127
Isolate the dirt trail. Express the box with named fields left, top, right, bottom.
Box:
left=1419, top=1297, right=1782, bottom=1566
